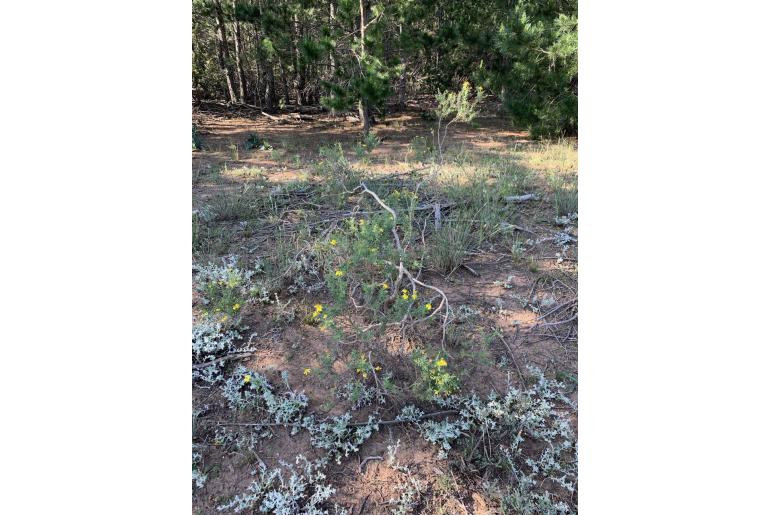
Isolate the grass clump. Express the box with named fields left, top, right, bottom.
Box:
left=553, top=180, right=578, bottom=217
left=429, top=220, right=475, bottom=274
left=207, top=188, right=263, bottom=222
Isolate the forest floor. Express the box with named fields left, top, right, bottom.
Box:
left=192, top=101, right=578, bottom=514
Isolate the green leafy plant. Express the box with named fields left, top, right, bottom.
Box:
left=434, top=81, right=484, bottom=163
left=354, top=131, right=380, bottom=162
left=412, top=349, right=460, bottom=398
left=408, top=135, right=435, bottom=163
left=227, top=142, right=239, bottom=161
left=244, top=133, right=273, bottom=151
left=194, top=255, right=256, bottom=317
left=192, top=124, right=202, bottom=150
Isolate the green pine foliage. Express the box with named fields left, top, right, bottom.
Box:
left=489, top=2, right=578, bottom=137
left=192, top=0, right=578, bottom=138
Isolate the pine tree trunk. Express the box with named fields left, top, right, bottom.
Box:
left=359, top=0, right=371, bottom=134
left=278, top=57, right=290, bottom=107
left=398, top=24, right=406, bottom=111
left=213, top=0, right=237, bottom=103
left=265, top=59, right=276, bottom=110
left=232, top=1, right=246, bottom=103
left=328, top=2, right=336, bottom=79
left=252, top=24, right=263, bottom=108
left=292, top=13, right=304, bottom=106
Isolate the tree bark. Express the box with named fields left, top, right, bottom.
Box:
left=231, top=0, right=246, bottom=103
left=398, top=24, right=406, bottom=111
left=328, top=2, right=336, bottom=79
left=264, top=57, right=276, bottom=110
left=358, top=0, right=371, bottom=134
left=291, top=12, right=305, bottom=106
left=213, top=0, right=237, bottom=103
left=278, top=56, right=290, bottom=107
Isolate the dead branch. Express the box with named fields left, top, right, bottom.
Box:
left=356, top=182, right=452, bottom=346
left=504, top=193, right=538, bottom=202
left=260, top=111, right=280, bottom=121
left=214, top=409, right=460, bottom=429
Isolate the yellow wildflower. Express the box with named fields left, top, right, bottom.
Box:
left=382, top=282, right=389, bottom=290
left=401, top=288, right=408, bottom=295
left=243, top=374, right=251, bottom=384
left=362, top=372, right=368, bottom=379
left=375, top=365, right=382, bottom=371
left=358, top=219, right=365, bottom=225
left=330, top=239, right=337, bottom=246
left=233, top=303, right=240, bottom=311
left=303, top=368, right=311, bottom=376
left=401, top=293, right=409, bottom=300
left=463, top=80, right=471, bottom=89
left=411, top=292, right=417, bottom=300
left=425, top=303, right=432, bottom=311
left=335, top=270, right=344, bottom=277
left=436, top=358, right=448, bottom=368
left=314, top=304, right=323, bottom=312
left=220, top=315, right=228, bottom=323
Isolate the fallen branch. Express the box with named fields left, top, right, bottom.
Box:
left=192, top=351, right=257, bottom=370
left=260, top=111, right=280, bottom=121
left=504, top=193, right=538, bottom=203
left=214, top=409, right=460, bottom=429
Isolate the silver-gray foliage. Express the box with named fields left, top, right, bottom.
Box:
left=307, top=413, right=380, bottom=464
left=217, top=455, right=346, bottom=514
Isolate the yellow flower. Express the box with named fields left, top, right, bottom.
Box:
left=463, top=80, right=471, bottom=89
left=425, top=303, right=432, bottom=311
left=411, top=292, right=417, bottom=300
left=358, top=219, right=365, bottom=225
left=401, top=288, right=408, bottom=295
left=375, top=365, right=382, bottom=371
left=243, top=374, right=251, bottom=384
left=401, top=293, right=409, bottom=300
left=303, top=368, right=311, bottom=376
left=335, top=270, right=344, bottom=277
left=330, top=239, right=337, bottom=246
left=220, top=315, right=228, bottom=323
left=436, top=358, right=448, bottom=368
left=362, top=372, right=368, bottom=379
left=382, top=282, right=389, bottom=290
left=314, top=304, right=323, bottom=312
left=233, top=303, right=240, bottom=311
